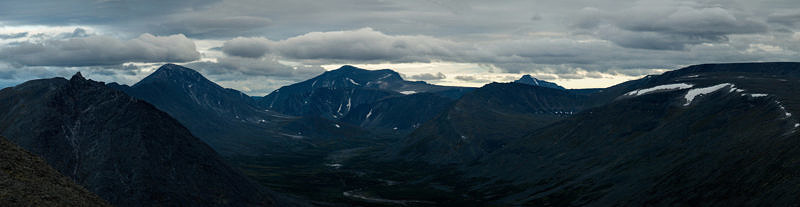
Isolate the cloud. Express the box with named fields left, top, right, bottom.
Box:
left=183, top=57, right=326, bottom=95
left=56, top=28, right=90, bottom=39
left=184, top=56, right=324, bottom=80
left=767, top=11, right=800, bottom=27
left=0, top=32, right=27, bottom=39
left=575, top=0, right=768, bottom=50
left=222, top=37, right=271, bottom=58
left=265, top=28, right=470, bottom=63
left=454, top=75, right=476, bottom=81
left=2, top=0, right=800, bottom=87
left=0, top=0, right=219, bottom=26
left=148, top=16, right=272, bottom=38
left=0, top=33, right=200, bottom=67
left=409, top=72, right=446, bottom=80
left=453, top=75, right=492, bottom=83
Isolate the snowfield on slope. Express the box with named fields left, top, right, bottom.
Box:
left=625, top=83, right=694, bottom=96
left=684, top=83, right=734, bottom=106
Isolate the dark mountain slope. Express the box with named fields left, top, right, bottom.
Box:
left=466, top=62, right=800, bottom=205
left=341, top=92, right=455, bottom=134
left=259, top=65, right=472, bottom=121
left=0, top=136, right=109, bottom=207
left=113, top=64, right=395, bottom=203
left=394, top=82, right=590, bottom=164
left=0, top=73, right=299, bottom=206
left=113, top=64, right=372, bottom=156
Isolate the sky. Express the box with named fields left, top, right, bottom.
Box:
left=1, top=0, right=799, bottom=95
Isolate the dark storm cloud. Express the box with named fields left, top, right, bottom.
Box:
left=0, top=34, right=200, bottom=67
left=409, top=72, right=446, bottom=80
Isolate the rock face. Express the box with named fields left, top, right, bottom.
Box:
left=0, top=73, right=298, bottom=206
left=0, top=136, right=109, bottom=207
left=514, top=74, right=566, bottom=90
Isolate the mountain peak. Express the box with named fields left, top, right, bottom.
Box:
left=154, top=63, right=202, bottom=76
left=337, top=65, right=359, bottom=71
left=133, top=64, right=209, bottom=88
left=514, top=75, right=565, bottom=90
left=70, top=72, right=85, bottom=82
left=319, top=65, right=403, bottom=83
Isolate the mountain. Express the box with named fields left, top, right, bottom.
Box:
left=409, top=62, right=800, bottom=205
left=258, top=65, right=473, bottom=122
left=112, top=64, right=377, bottom=156
left=113, top=64, right=398, bottom=203
left=0, top=73, right=299, bottom=206
left=514, top=74, right=565, bottom=90
left=0, top=136, right=109, bottom=206
left=393, top=82, right=591, bottom=164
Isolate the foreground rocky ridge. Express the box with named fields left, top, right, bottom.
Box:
left=0, top=73, right=301, bottom=206
left=0, top=136, right=109, bottom=206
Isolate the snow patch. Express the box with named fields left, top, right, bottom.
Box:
left=626, top=83, right=694, bottom=96
left=280, top=133, right=304, bottom=139
left=795, top=123, right=799, bottom=128
left=346, top=98, right=352, bottom=111
left=686, top=75, right=699, bottom=78
left=378, top=74, right=393, bottom=80
left=749, top=93, right=768, bottom=97
left=347, top=78, right=360, bottom=86
left=400, top=90, right=417, bottom=95
left=365, top=109, right=373, bottom=120
left=776, top=101, right=791, bottom=118
left=684, top=83, right=733, bottom=106
left=335, top=124, right=341, bottom=128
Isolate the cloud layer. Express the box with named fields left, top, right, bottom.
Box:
left=1, top=0, right=800, bottom=94
left=0, top=34, right=200, bottom=67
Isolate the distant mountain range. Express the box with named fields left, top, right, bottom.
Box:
left=111, top=64, right=373, bottom=157
left=259, top=65, right=473, bottom=133
left=2, top=62, right=800, bottom=206
left=392, top=62, right=800, bottom=205
left=393, top=81, right=590, bottom=164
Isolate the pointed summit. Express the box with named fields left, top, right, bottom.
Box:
left=133, top=64, right=208, bottom=87
left=153, top=63, right=203, bottom=78
left=514, top=74, right=565, bottom=90
left=70, top=72, right=85, bottom=82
